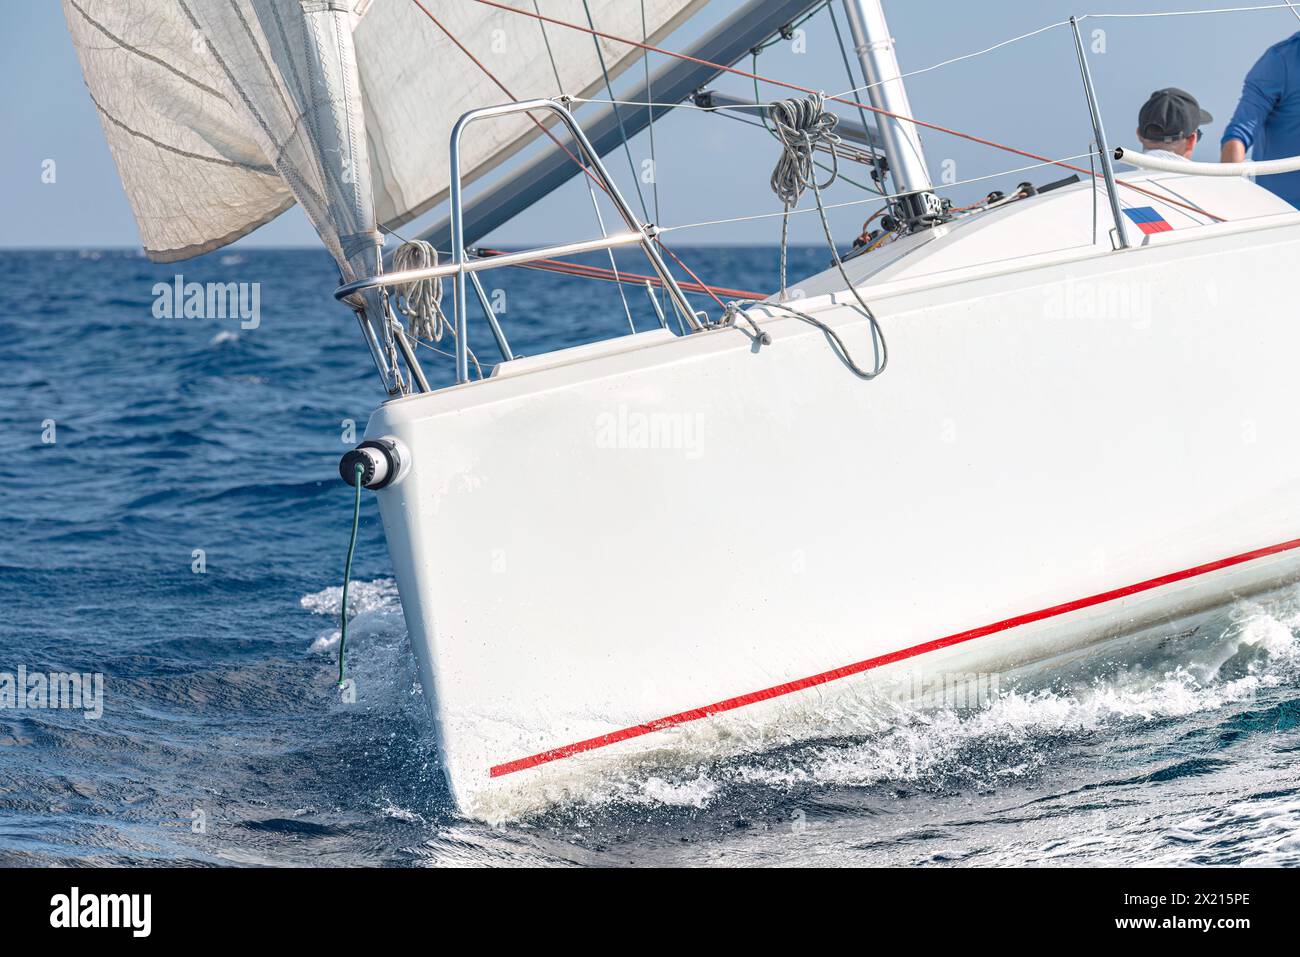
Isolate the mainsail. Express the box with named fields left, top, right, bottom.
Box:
left=62, top=0, right=706, bottom=269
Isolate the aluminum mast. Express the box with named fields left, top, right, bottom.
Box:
left=841, top=0, right=942, bottom=226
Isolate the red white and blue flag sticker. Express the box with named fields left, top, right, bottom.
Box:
left=1123, top=206, right=1173, bottom=234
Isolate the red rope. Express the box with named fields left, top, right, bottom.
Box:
left=466, top=0, right=1222, bottom=222
left=408, top=0, right=744, bottom=307
left=655, top=241, right=729, bottom=308
left=476, top=248, right=765, bottom=300
left=408, top=0, right=607, bottom=194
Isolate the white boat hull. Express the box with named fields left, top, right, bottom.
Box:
left=366, top=187, right=1300, bottom=819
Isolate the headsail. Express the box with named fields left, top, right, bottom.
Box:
left=62, top=0, right=294, bottom=264
left=64, top=0, right=380, bottom=285
left=63, top=0, right=705, bottom=266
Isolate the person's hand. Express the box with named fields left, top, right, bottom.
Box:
left=1221, top=139, right=1247, bottom=163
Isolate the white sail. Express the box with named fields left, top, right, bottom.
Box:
left=356, top=0, right=707, bottom=230
left=62, top=0, right=380, bottom=282
left=62, top=0, right=704, bottom=266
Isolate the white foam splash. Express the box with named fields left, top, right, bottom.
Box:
left=562, top=589, right=1300, bottom=811
left=302, top=573, right=1299, bottom=836
left=379, top=801, right=426, bottom=824
left=301, top=578, right=421, bottom=714
left=301, top=578, right=403, bottom=652
left=730, top=664, right=1274, bottom=794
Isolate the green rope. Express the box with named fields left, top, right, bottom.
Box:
left=337, top=462, right=364, bottom=687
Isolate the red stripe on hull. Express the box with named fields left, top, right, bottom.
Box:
left=490, top=535, right=1300, bottom=778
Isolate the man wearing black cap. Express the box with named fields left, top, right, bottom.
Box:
left=1222, top=32, right=1300, bottom=208
left=1137, top=88, right=1212, bottom=161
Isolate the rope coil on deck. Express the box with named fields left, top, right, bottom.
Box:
left=390, top=239, right=449, bottom=342
left=769, top=93, right=842, bottom=210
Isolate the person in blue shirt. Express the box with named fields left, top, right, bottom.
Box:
left=1221, top=32, right=1300, bottom=208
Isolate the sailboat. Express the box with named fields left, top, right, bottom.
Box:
left=64, top=0, right=1300, bottom=819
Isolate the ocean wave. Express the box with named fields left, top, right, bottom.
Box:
left=532, top=587, right=1300, bottom=829
left=301, top=577, right=403, bottom=653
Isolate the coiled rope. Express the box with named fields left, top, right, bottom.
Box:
left=388, top=237, right=484, bottom=377
left=769, top=93, right=841, bottom=299
left=390, top=239, right=449, bottom=342
left=760, top=94, right=889, bottom=379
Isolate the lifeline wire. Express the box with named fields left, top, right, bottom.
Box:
left=827, top=20, right=1069, bottom=101
left=461, top=0, right=1222, bottom=222
left=660, top=151, right=1096, bottom=234
left=337, top=462, right=364, bottom=688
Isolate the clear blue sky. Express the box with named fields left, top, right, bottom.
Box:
left=4, top=0, right=1299, bottom=249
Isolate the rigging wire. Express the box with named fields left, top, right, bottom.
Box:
left=659, top=151, right=1097, bottom=235
left=826, top=1, right=883, bottom=186
left=410, top=0, right=608, bottom=199
left=827, top=20, right=1070, bottom=101
left=827, top=5, right=1298, bottom=99
left=1084, top=3, right=1300, bottom=18
left=569, top=94, right=881, bottom=179
left=641, top=0, right=662, bottom=231
left=641, top=0, right=666, bottom=318
left=412, top=336, right=484, bottom=378
left=474, top=247, right=766, bottom=300
left=656, top=241, right=727, bottom=310
left=589, top=184, right=639, bottom=334
left=580, top=0, right=651, bottom=223
left=537, top=0, right=635, bottom=333
left=460, top=0, right=1223, bottom=222
left=571, top=96, right=776, bottom=111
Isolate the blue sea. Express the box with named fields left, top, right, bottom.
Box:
left=2, top=246, right=1298, bottom=867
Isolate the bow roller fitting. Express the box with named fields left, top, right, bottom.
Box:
left=339, top=437, right=408, bottom=490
